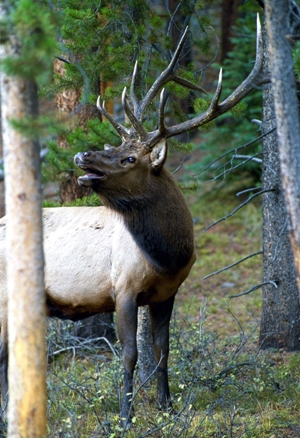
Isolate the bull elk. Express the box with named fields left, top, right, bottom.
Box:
left=0, top=19, right=264, bottom=428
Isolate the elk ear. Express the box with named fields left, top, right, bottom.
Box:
left=104, top=144, right=115, bottom=151
left=150, top=140, right=167, bottom=170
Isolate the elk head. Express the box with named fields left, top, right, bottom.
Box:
left=74, top=138, right=167, bottom=194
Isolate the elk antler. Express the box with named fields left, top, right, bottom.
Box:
left=146, top=14, right=265, bottom=148
left=96, top=96, right=131, bottom=141
left=132, top=27, right=207, bottom=122
left=97, top=15, right=265, bottom=149
left=121, top=87, right=148, bottom=141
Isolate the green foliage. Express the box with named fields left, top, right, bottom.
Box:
left=10, top=114, right=64, bottom=141
left=43, top=192, right=101, bottom=208
left=193, top=96, right=209, bottom=113
left=42, top=119, right=120, bottom=185
left=49, top=0, right=211, bottom=99
left=1, top=0, right=59, bottom=86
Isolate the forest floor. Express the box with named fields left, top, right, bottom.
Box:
left=40, top=146, right=300, bottom=437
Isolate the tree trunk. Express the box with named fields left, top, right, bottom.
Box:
left=0, top=91, right=4, bottom=219
left=53, top=58, right=95, bottom=203
left=0, top=6, right=47, bottom=436
left=259, top=12, right=300, bottom=350
left=168, top=0, right=193, bottom=140
left=264, top=0, right=300, bottom=291
left=137, top=307, right=156, bottom=383
left=220, top=0, right=241, bottom=63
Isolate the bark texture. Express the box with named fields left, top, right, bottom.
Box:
left=0, top=92, right=4, bottom=219
left=264, top=0, right=300, bottom=288
left=259, top=6, right=300, bottom=350
left=220, top=0, right=241, bottom=62
left=0, top=5, right=47, bottom=435
left=137, top=307, right=156, bottom=383
left=54, top=58, right=97, bottom=203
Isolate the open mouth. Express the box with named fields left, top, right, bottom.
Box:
left=78, top=170, right=106, bottom=182
left=74, top=153, right=107, bottom=186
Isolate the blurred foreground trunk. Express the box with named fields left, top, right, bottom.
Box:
left=0, top=92, right=4, bottom=219
left=0, top=7, right=47, bottom=435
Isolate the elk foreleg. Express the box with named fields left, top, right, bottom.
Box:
left=116, top=296, right=138, bottom=429
left=149, top=295, right=175, bottom=411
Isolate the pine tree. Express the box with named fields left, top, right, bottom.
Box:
left=0, top=0, right=58, bottom=434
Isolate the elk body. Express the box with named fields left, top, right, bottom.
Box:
left=0, top=20, right=264, bottom=428
left=0, top=138, right=195, bottom=426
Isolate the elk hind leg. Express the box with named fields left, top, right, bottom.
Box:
left=149, top=295, right=175, bottom=411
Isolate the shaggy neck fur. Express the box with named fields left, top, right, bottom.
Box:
left=97, top=169, right=194, bottom=275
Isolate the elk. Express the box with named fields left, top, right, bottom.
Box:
left=0, top=19, right=264, bottom=428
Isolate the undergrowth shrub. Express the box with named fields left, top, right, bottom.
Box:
left=45, top=303, right=300, bottom=438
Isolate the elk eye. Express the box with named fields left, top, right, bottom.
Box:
left=127, top=157, right=136, bottom=164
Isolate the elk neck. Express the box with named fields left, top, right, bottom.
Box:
left=99, top=168, right=195, bottom=275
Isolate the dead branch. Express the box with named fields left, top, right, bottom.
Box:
left=208, top=152, right=262, bottom=182
left=204, top=250, right=263, bottom=280
left=193, top=127, right=275, bottom=177
left=229, top=280, right=278, bottom=299
left=232, top=154, right=262, bottom=164
left=236, top=187, right=262, bottom=197
left=203, top=189, right=276, bottom=233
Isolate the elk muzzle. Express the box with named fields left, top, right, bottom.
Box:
left=74, top=152, right=106, bottom=188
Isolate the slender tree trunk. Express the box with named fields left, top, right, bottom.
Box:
left=168, top=0, right=193, bottom=139
left=0, top=24, right=47, bottom=438
left=259, top=11, right=300, bottom=350
left=220, top=0, right=241, bottom=63
left=264, top=0, right=300, bottom=290
left=0, top=92, right=4, bottom=218
left=137, top=307, right=156, bottom=383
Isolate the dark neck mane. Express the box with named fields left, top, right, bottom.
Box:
left=100, top=170, right=194, bottom=275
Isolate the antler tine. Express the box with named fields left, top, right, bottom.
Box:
left=130, top=60, right=139, bottom=112
left=97, top=96, right=131, bottom=140
left=218, top=13, right=263, bottom=110
left=158, top=88, right=168, bottom=135
left=166, top=26, right=189, bottom=75
left=210, top=69, right=223, bottom=110
left=172, top=75, right=208, bottom=95
left=137, top=26, right=190, bottom=120
left=122, top=87, right=148, bottom=141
